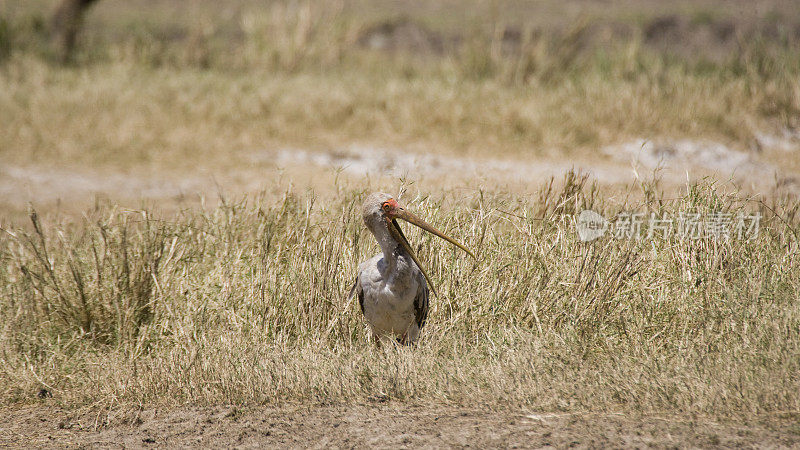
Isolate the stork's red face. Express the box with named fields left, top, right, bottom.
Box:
left=381, top=198, right=402, bottom=220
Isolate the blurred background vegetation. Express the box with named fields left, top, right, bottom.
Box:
left=4, top=0, right=800, bottom=77
left=1, top=1, right=799, bottom=230
left=1, top=0, right=798, bottom=211
left=2, top=0, right=798, bottom=151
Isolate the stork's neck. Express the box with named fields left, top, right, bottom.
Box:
left=371, top=222, right=408, bottom=269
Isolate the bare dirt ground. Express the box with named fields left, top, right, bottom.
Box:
left=2, top=404, right=799, bottom=449
left=3, top=133, right=799, bottom=223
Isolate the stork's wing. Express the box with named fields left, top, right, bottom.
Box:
left=357, top=278, right=365, bottom=316
left=414, top=271, right=429, bottom=330
left=347, top=276, right=365, bottom=316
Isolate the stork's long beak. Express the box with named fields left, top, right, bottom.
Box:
left=394, top=209, right=475, bottom=258
left=386, top=208, right=475, bottom=295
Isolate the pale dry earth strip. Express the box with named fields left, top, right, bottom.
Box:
left=1, top=135, right=798, bottom=220
left=1, top=405, right=798, bottom=449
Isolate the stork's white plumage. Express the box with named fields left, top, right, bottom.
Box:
left=352, top=193, right=474, bottom=345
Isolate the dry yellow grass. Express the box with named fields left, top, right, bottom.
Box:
left=1, top=0, right=799, bottom=424
left=1, top=176, right=799, bottom=420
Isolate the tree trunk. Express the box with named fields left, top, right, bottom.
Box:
left=50, top=0, right=100, bottom=63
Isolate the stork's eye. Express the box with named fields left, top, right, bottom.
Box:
left=382, top=203, right=391, bottom=212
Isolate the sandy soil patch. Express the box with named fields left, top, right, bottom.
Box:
left=2, top=404, right=798, bottom=449
left=2, top=137, right=797, bottom=221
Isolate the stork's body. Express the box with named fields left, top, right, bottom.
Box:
left=356, top=235, right=428, bottom=344
left=353, top=193, right=472, bottom=345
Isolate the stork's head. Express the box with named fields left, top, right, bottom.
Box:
left=361, top=192, right=475, bottom=293
left=361, top=193, right=405, bottom=228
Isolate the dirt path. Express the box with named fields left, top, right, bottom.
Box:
left=2, top=404, right=797, bottom=449
left=4, top=136, right=798, bottom=223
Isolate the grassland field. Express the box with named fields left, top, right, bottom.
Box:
left=1, top=0, right=800, bottom=446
